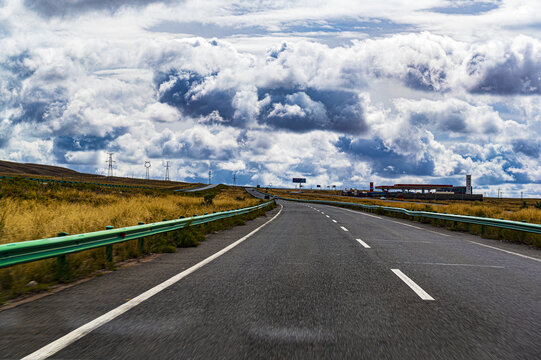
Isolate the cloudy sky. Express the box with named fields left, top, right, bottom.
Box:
left=1, top=0, right=540, bottom=196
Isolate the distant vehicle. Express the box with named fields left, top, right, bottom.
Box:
left=380, top=196, right=386, bottom=200
left=264, top=195, right=270, bottom=199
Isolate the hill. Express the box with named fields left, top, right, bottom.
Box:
left=0, top=160, right=199, bottom=190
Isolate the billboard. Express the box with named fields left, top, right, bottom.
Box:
left=316, top=185, right=321, bottom=188
left=292, top=178, right=307, bottom=183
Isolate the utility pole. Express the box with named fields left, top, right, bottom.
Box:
left=233, top=172, right=236, bottom=186
left=145, top=161, right=151, bottom=182
left=497, top=187, right=501, bottom=208
left=164, top=161, right=170, bottom=181
left=106, top=153, right=115, bottom=178
left=208, top=170, right=212, bottom=185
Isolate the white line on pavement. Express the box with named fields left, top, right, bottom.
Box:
left=326, top=215, right=330, bottom=218
left=323, top=205, right=450, bottom=237
left=389, top=220, right=423, bottom=230
left=340, top=226, right=349, bottom=232
left=332, top=219, right=337, bottom=223
left=469, top=241, right=541, bottom=263
left=391, top=269, right=435, bottom=301
left=22, top=205, right=284, bottom=360
left=356, top=239, right=371, bottom=248
left=331, top=206, right=383, bottom=219
left=425, top=229, right=450, bottom=237
left=399, top=262, right=503, bottom=268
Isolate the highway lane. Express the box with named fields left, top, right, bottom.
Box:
left=1, top=199, right=540, bottom=359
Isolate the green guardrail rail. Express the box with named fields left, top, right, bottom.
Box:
left=0, top=201, right=273, bottom=269
left=276, top=196, right=541, bottom=235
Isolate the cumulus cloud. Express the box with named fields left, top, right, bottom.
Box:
left=0, top=2, right=540, bottom=195
left=466, top=36, right=541, bottom=95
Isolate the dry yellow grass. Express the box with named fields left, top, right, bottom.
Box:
left=0, top=182, right=265, bottom=302
left=269, top=189, right=541, bottom=224
left=0, top=187, right=259, bottom=245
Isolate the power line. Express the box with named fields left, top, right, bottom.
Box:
left=164, top=161, right=170, bottom=181
left=106, top=153, right=115, bottom=178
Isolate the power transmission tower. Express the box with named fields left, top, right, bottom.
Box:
left=164, top=161, right=170, bottom=181
left=208, top=170, right=212, bottom=185
left=144, top=161, right=151, bottom=182
left=106, top=153, right=115, bottom=178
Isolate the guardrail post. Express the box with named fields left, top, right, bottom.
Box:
left=105, top=226, right=114, bottom=263
left=137, top=222, right=145, bottom=253
left=57, top=232, right=68, bottom=281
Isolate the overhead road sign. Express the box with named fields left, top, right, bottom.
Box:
left=292, top=178, right=307, bottom=183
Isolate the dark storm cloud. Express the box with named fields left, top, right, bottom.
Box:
left=512, top=139, right=540, bottom=158
left=24, top=0, right=176, bottom=17
left=259, top=88, right=367, bottom=134
left=156, top=70, right=237, bottom=124
left=52, top=129, right=127, bottom=162
left=156, top=70, right=368, bottom=134
left=335, top=136, right=435, bottom=177
left=150, top=137, right=236, bottom=161
left=404, top=64, right=447, bottom=91
left=409, top=111, right=467, bottom=133
left=468, top=51, right=541, bottom=95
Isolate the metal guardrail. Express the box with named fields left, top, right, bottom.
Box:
left=0, top=201, right=273, bottom=269
left=277, top=197, right=541, bottom=235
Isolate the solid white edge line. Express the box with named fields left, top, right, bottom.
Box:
left=22, top=204, right=284, bottom=360
left=425, top=229, right=450, bottom=237
left=391, top=269, right=435, bottom=301
left=340, top=226, right=349, bottom=232
left=389, top=220, right=423, bottom=230
left=331, top=206, right=383, bottom=219
left=356, top=239, right=371, bottom=248
left=469, top=241, right=541, bottom=262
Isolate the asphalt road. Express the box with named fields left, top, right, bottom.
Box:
left=1, top=194, right=540, bottom=359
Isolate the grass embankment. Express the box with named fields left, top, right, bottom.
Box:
left=0, top=178, right=271, bottom=304
left=269, top=189, right=541, bottom=247
left=0, top=171, right=201, bottom=190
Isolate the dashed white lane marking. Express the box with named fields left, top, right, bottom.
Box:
left=356, top=239, right=371, bottom=248
left=22, top=206, right=285, bottom=360
left=340, top=226, right=349, bottom=232
left=326, top=215, right=330, bottom=218
left=332, top=219, right=337, bottom=223
left=391, top=269, right=435, bottom=301
left=400, top=262, right=503, bottom=268
left=320, top=205, right=450, bottom=237
left=469, top=241, right=541, bottom=263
